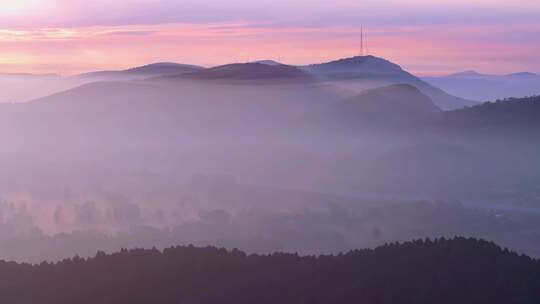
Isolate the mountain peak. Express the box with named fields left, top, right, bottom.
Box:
left=125, top=62, right=203, bottom=73
left=172, top=62, right=313, bottom=82
left=251, top=60, right=284, bottom=66
left=77, top=62, right=203, bottom=80
left=447, top=70, right=483, bottom=78
left=304, top=55, right=405, bottom=75
left=309, top=55, right=384, bottom=66
left=506, top=72, right=538, bottom=78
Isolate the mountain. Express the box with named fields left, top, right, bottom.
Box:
left=322, top=84, right=441, bottom=128
left=358, top=95, right=540, bottom=195
left=0, top=238, right=538, bottom=304
left=446, top=70, right=539, bottom=80
left=162, top=62, right=314, bottom=83
left=439, top=95, right=540, bottom=133
left=0, top=72, right=346, bottom=143
left=446, top=70, right=484, bottom=78
left=251, top=60, right=284, bottom=66
left=507, top=72, right=539, bottom=78
left=1, top=56, right=472, bottom=109
left=123, top=62, right=203, bottom=75
left=304, top=55, right=405, bottom=76
left=77, top=62, right=204, bottom=81
left=2, top=60, right=540, bottom=200
left=336, top=84, right=441, bottom=115
left=423, top=71, right=540, bottom=101
left=303, top=56, right=477, bottom=110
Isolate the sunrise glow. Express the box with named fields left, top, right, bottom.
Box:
left=0, top=0, right=538, bottom=75
left=0, top=0, right=44, bottom=16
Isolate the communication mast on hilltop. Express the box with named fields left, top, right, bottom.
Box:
left=360, top=26, right=369, bottom=56
left=360, top=26, right=364, bottom=56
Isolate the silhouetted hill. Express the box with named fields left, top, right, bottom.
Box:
left=438, top=96, right=540, bottom=135
left=357, top=96, right=540, bottom=195
left=1, top=71, right=540, bottom=200
left=164, top=62, right=314, bottom=83
left=446, top=70, right=484, bottom=78
left=0, top=237, right=538, bottom=304
left=304, top=55, right=405, bottom=76
left=507, top=72, right=539, bottom=78
left=445, top=70, right=539, bottom=80
left=317, top=84, right=440, bottom=130
left=77, top=62, right=203, bottom=80
left=304, top=56, right=476, bottom=110
left=335, top=84, right=439, bottom=116
left=252, top=60, right=284, bottom=66
left=0, top=76, right=345, bottom=143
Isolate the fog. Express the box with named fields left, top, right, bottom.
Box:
left=0, top=58, right=539, bottom=263
left=0, top=74, right=87, bottom=104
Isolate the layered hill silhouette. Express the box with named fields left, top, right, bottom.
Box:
left=1, top=57, right=539, bottom=199
left=311, top=84, right=442, bottom=132
left=0, top=237, right=538, bottom=304
left=354, top=95, right=540, bottom=195
left=431, top=95, right=540, bottom=141
left=423, top=70, right=540, bottom=101
left=304, top=56, right=477, bottom=110
left=0, top=80, right=444, bottom=143
left=67, top=55, right=478, bottom=110
left=327, top=84, right=440, bottom=122
left=0, top=55, right=478, bottom=111
left=441, top=95, right=540, bottom=128
left=0, top=75, right=346, bottom=142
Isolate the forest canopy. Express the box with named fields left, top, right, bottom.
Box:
left=0, top=237, right=539, bottom=304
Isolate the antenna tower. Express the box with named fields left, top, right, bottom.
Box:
left=360, top=26, right=364, bottom=56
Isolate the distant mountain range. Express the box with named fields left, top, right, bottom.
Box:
left=423, top=70, right=540, bottom=102
left=445, top=70, right=539, bottom=79
left=0, top=55, right=480, bottom=109
left=77, top=62, right=204, bottom=81
left=0, top=67, right=539, bottom=201
left=2, top=55, right=540, bottom=200
left=4, top=57, right=538, bottom=107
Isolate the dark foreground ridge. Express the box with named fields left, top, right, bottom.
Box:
left=2, top=237, right=540, bottom=304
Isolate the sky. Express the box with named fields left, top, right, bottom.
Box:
left=0, top=0, right=538, bottom=76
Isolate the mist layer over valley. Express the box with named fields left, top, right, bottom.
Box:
left=1, top=56, right=540, bottom=262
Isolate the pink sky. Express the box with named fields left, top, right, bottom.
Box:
left=0, top=0, right=539, bottom=76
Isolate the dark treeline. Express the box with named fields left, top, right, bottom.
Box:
left=1, top=237, right=539, bottom=304
left=441, top=95, right=540, bottom=129
left=5, top=200, right=540, bottom=263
